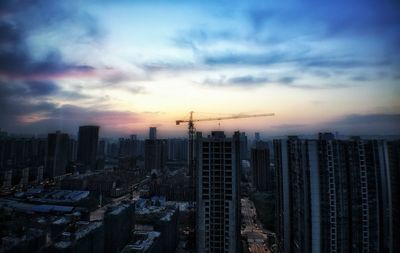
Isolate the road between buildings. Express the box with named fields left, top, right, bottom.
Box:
left=241, top=197, right=272, bottom=253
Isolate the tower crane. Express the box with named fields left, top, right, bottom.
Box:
left=176, top=111, right=274, bottom=198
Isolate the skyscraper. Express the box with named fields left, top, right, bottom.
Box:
left=149, top=127, right=157, bottom=140
left=274, top=134, right=399, bottom=253
left=77, top=126, right=99, bottom=169
left=144, top=139, right=167, bottom=172
left=386, top=140, right=400, bottom=253
left=118, top=135, right=140, bottom=158
left=196, top=131, right=241, bottom=253
left=251, top=141, right=272, bottom=192
left=46, top=131, right=69, bottom=178
left=167, top=138, right=188, bottom=161
left=239, top=132, right=248, bottom=160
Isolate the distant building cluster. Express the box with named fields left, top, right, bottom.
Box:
left=1, top=124, right=399, bottom=253
left=0, top=126, right=195, bottom=253
left=0, top=126, right=190, bottom=193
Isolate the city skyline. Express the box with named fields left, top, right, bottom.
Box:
left=1, top=0, right=399, bottom=137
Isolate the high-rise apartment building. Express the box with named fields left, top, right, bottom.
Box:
left=0, top=136, right=47, bottom=186
left=167, top=138, right=188, bottom=161
left=196, top=131, right=241, bottom=253
left=46, top=131, right=69, bottom=178
left=77, top=126, right=99, bottom=169
left=251, top=141, right=272, bottom=192
left=239, top=132, right=248, bottom=160
left=274, top=134, right=399, bottom=253
left=386, top=140, right=400, bottom=253
left=144, top=139, right=167, bottom=172
left=149, top=127, right=157, bottom=140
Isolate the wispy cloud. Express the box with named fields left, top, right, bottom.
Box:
left=198, top=74, right=351, bottom=90
left=200, top=75, right=269, bottom=88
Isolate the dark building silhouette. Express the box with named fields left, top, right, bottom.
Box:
left=239, top=132, right=248, bottom=160
left=68, top=138, right=77, bottom=162
left=149, top=127, right=157, bottom=140
left=46, top=131, right=69, bottom=178
left=145, top=139, right=167, bottom=172
left=0, top=137, right=46, bottom=171
left=274, top=134, right=399, bottom=253
left=50, top=221, right=104, bottom=253
left=104, top=202, right=135, bottom=253
left=386, top=140, right=400, bottom=253
left=121, top=231, right=161, bottom=253
left=0, top=228, right=46, bottom=253
left=0, top=136, right=46, bottom=187
left=77, top=126, right=99, bottom=169
left=107, top=142, right=119, bottom=158
left=251, top=141, right=272, bottom=192
left=98, top=138, right=106, bottom=158
left=119, top=135, right=141, bottom=158
left=167, top=138, right=188, bottom=161
left=196, top=131, right=241, bottom=253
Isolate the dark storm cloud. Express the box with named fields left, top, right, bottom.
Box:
left=0, top=21, right=20, bottom=43
left=24, top=104, right=141, bottom=136
left=0, top=48, right=95, bottom=78
left=0, top=0, right=113, bottom=132
left=0, top=0, right=100, bottom=79
left=0, top=80, right=60, bottom=98
left=0, top=81, right=57, bottom=127
left=0, top=85, right=140, bottom=135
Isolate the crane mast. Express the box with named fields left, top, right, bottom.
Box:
left=176, top=111, right=274, bottom=200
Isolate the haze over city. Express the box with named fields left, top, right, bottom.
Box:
left=1, top=0, right=399, bottom=137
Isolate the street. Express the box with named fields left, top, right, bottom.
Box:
left=241, top=197, right=272, bottom=253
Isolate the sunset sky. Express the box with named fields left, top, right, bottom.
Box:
left=0, top=0, right=399, bottom=137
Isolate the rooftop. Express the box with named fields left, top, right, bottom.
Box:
left=122, top=231, right=160, bottom=253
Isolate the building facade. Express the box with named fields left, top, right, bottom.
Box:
left=149, top=127, right=157, bottom=140
left=144, top=139, right=167, bottom=172
left=251, top=141, right=272, bottom=192
left=196, top=131, right=241, bottom=253
left=46, top=131, right=69, bottom=178
left=77, top=125, right=99, bottom=169
left=274, top=134, right=399, bottom=253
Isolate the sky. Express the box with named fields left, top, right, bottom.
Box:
left=0, top=0, right=399, bottom=138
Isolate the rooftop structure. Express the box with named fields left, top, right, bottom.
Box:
left=121, top=231, right=161, bottom=253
